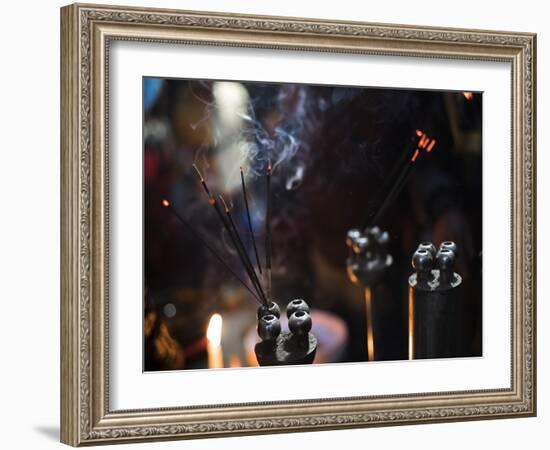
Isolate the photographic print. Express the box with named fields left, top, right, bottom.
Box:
left=61, top=4, right=535, bottom=444
left=143, top=78, right=483, bottom=371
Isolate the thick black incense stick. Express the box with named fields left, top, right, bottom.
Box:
left=218, top=195, right=268, bottom=305
left=240, top=167, right=263, bottom=275
left=363, top=138, right=415, bottom=227
left=369, top=162, right=414, bottom=226
left=265, top=161, right=272, bottom=303
left=161, top=199, right=262, bottom=303
left=365, top=132, right=436, bottom=227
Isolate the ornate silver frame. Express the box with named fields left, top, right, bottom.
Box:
left=60, top=3, right=536, bottom=446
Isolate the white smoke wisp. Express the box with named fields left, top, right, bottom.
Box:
left=190, top=81, right=326, bottom=194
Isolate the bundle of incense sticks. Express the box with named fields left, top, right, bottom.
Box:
left=364, top=129, right=437, bottom=227
left=161, top=199, right=262, bottom=303
left=162, top=163, right=273, bottom=306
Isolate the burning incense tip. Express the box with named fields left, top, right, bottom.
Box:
left=267, top=161, right=272, bottom=173
left=419, top=135, right=428, bottom=148
left=192, top=163, right=213, bottom=197
left=411, top=149, right=420, bottom=162
left=427, top=139, right=437, bottom=152
left=161, top=199, right=170, bottom=208
left=218, top=194, right=230, bottom=213
left=463, top=92, right=474, bottom=101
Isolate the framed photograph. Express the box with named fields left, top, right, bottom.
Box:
left=60, top=3, right=536, bottom=446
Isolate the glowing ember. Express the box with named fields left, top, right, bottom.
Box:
left=419, top=135, right=429, bottom=148
left=161, top=199, right=170, bottom=208
left=218, top=194, right=231, bottom=213
left=427, top=139, right=437, bottom=152
left=463, top=92, right=474, bottom=101
left=411, top=149, right=420, bottom=162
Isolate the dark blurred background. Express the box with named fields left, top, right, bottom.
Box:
left=143, top=78, right=482, bottom=371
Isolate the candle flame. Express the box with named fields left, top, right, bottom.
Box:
left=206, top=314, right=223, bottom=346
left=463, top=92, right=473, bottom=101
left=161, top=199, right=170, bottom=208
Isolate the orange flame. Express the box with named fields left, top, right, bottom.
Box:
left=463, top=92, right=473, bottom=101
left=161, top=199, right=170, bottom=208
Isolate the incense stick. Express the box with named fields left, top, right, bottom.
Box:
left=265, top=161, right=272, bottom=303
left=240, top=167, right=263, bottom=275
left=192, top=163, right=211, bottom=196
left=218, top=195, right=268, bottom=305
left=365, top=131, right=436, bottom=227
left=161, top=199, right=262, bottom=303
left=369, top=160, right=414, bottom=226
left=209, top=195, right=267, bottom=304
left=190, top=167, right=268, bottom=304
left=362, top=137, right=414, bottom=227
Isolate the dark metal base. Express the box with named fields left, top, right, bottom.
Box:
left=255, top=331, right=317, bottom=366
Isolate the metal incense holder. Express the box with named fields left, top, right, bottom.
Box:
left=346, top=227, right=393, bottom=286
left=345, top=227, right=393, bottom=361
left=255, top=299, right=317, bottom=366
left=408, top=241, right=464, bottom=359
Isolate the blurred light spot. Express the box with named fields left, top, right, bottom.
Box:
left=163, top=303, right=176, bottom=318
left=213, top=82, right=250, bottom=191
left=206, top=314, right=223, bottom=346
left=143, top=78, right=163, bottom=111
